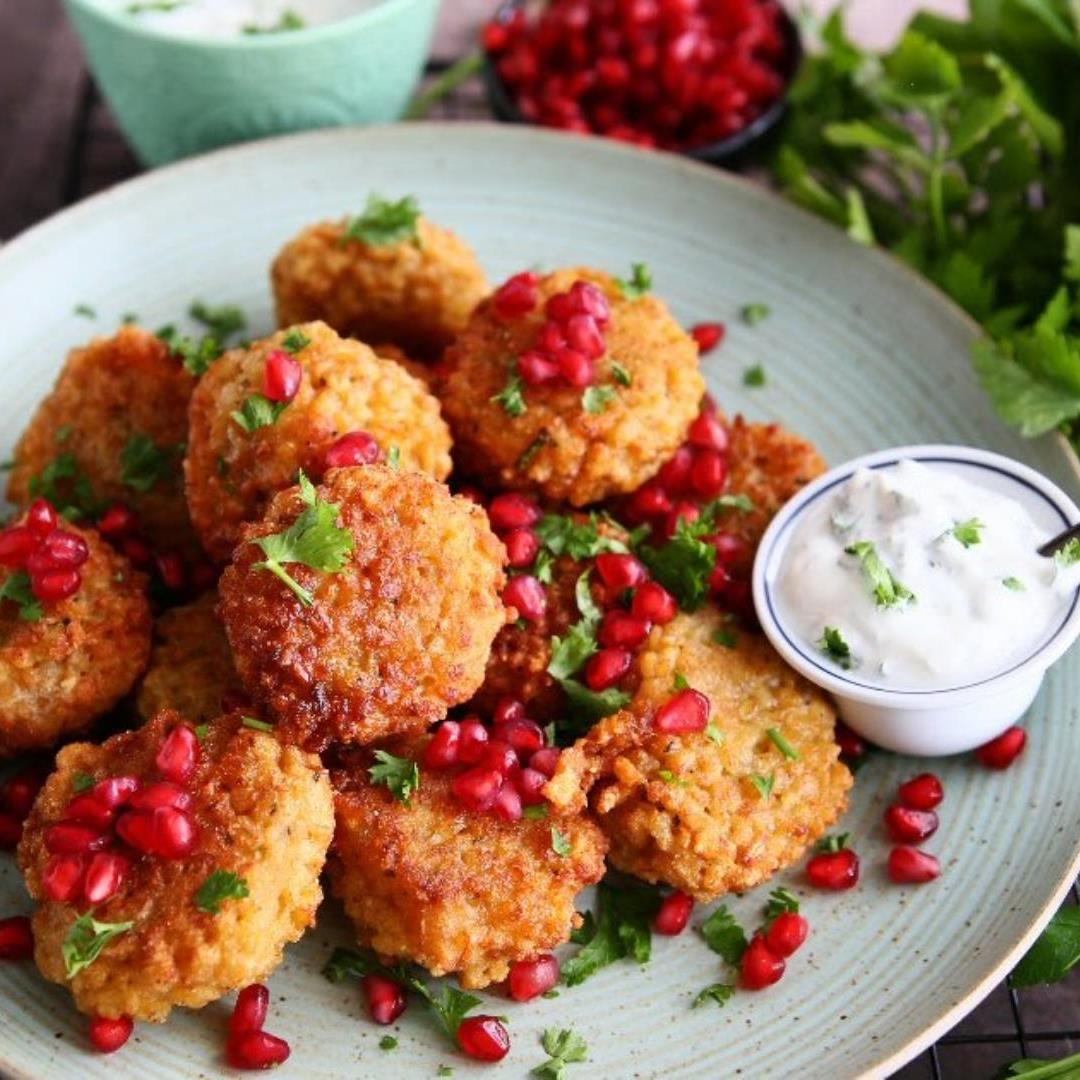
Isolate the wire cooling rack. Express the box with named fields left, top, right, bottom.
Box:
left=42, top=62, right=1080, bottom=1080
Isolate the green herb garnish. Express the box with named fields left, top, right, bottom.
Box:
left=1003, top=576, right=1026, bottom=591
left=692, top=983, right=735, bottom=1009
left=551, top=826, right=572, bottom=857
left=189, top=300, right=246, bottom=343
left=698, top=906, right=748, bottom=965
left=121, top=433, right=179, bottom=493
left=369, top=750, right=420, bottom=806
left=819, top=626, right=854, bottom=669
left=492, top=363, right=527, bottom=417
left=242, top=10, right=305, bottom=33
left=743, top=364, right=766, bottom=387
left=72, top=773, right=96, bottom=793
left=157, top=326, right=222, bottom=376
left=582, top=385, right=617, bottom=414
left=950, top=518, right=984, bottom=547
left=195, top=870, right=250, bottom=914
left=532, top=1028, right=588, bottom=1079
left=741, top=302, right=770, bottom=326
left=562, top=881, right=661, bottom=985
left=241, top=716, right=274, bottom=733
left=231, top=394, right=289, bottom=433
left=343, top=194, right=421, bottom=247
left=611, top=362, right=632, bottom=386
left=0, top=571, right=43, bottom=622
left=766, top=728, right=800, bottom=760
left=616, top=263, right=652, bottom=299
left=74, top=303, right=96, bottom=319
left=281, top=329, right=311, bottom=354
left=62, top=913, right=134, bottom=978
left=845, top=541, right=915, bottom=606
left=751, top=773, right=775, bottom=800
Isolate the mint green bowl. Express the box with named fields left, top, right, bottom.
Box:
left=63, top=0, right=441, bottom=166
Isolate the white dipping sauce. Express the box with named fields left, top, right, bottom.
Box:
left=107, top=0, right=381, bottom=37
left=776, top=459, right=1080, bottom=690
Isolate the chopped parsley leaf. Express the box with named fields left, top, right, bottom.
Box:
left=56, top=425, right=72, bottom=443
left=533, top=1028, right=588, bottom=1079
left=558, top=679, right=631, bottom=733
left=517, top=431, right=552, bottom=470
left=819, top=626, right=854, bottom=669
left=194, top=723, right=210, bottom=741
left=693, top=982, right=735, bottom=1009
left=574, top=569, right=602, bottom=622
left=0, top=572, right=43, bottom=622
left=438, top=1068, right=454, bottom=1077
left=658, top=769, right=689, bottom=788
left=523, top=803, right=549, bottom=820
left=28, top=453, right=103, bottom=521
left=763, top=887, right=800, bottom=926
left=492, top=363, right=527, bottom=417
left=128, top=1, right=187, bottom=12
left=705, top=720, right=724, bottom=744
left=386, top=446, right=401, bottom=471
left=62, top=913, right=134, bottom=977
left=1003, top=576, right=1026, bottom=591
left=157, top=326, right=223, bottom=376
left=551, top=826, right=572, bottom=857
left=231, top=393, right=289, bottom=433
left=741, top=302, right=771, bottom=326
left=1054, top=538, right=1080, bottom=566
left=369, top=750, right=420, bottom=806
left=281, top=328, right=311, bottom=355
left=189, top=300, right=246, bottom=343
left=845, top=541, right=915, bottom=607
left=766, top=727, right=800, bottom=760
left=713, top=626, right=738, bottom=649
left=532, top=547, right=556, bottom=584
left=637, top=525, right=715, bottom=612
left=535, top=512, right=628, bottom=559
left=241, top=716, right=275, bottom=733
left=343, top=194, right=421, bottom=247
left=121, top=432, right=179, bottom=493
left=562, top=881, right=661, bottom=985
left=121, top=312, right=139, bottom=325
left=616, top=263, right=652, bottom=299
left=743, top=364, right=767, bottom=387
left=195, top=869, right=250, bottom=914
left=950, top=518, right=984, bottom=548
left=751, top=773, right=775, bottom=800
left=379, top=1035, right=398, bottom=1052
left=818, top=832, right=850, bottom=853
left=611, top=362, right=632, bottom=386
left=74, top=303, right=96, bottom=319
left=72, top=773, right=96, bottom=793
left=698, top=905, right=748, bottom=965
left=242, top=9, right=305, bottom=33
left=582, top=385, right=617, bottom=414
left=673, top=672, right=690, bottom=691
left=548, top=620, right=598, bottom=681
left=421, top=985, right=484, bottom=1042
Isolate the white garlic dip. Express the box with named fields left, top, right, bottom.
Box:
left=106, top=0, right=382, bottom=37
left=775, top=458, right=1080, bottom=691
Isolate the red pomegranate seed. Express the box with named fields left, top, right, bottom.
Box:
left=3, top=769, right=44, bottom=819
left=555, top=347, right=595, bottom=388
left=263, top=349, right=302, bottom=403
left=765, top=912, right=809, bottom=958
left=653, top=891, right=694, bottom=935
left=493, top=271, right=540, bottom=319
left=155, top=725, right=199, bottom=784
left=42, top=854, right=85, bottom=902
left=83, top=852, right=129, bottom=904
left=508, top=954, right=559, bottom=1001
left=564, top=314, right=606, bottom=359
left=690, top=322, right=726, bottom=355
left=518, top=349, right=560, bottom=386
left=504, top=527, right=540, bottom=568
left=227, top=1030, right=291, bottom=1070
left=42, top=530, right=89, bottom=568
left=529, top=747, right=560, bottom=778
left=457, top=718, right=490, bottom=765
left=121, top=536, right=152, bottom=566
left=503, top=574, right=547, bottom=622
left=0, top=814, right=21, bottom=850
left=740, top=935, right=785, bottom=990
left=481, top=739, right=520, bottom=777
left=976, top=726, right=1027, bottom=769
left=884, top=805, right=939, bottom=844
left=834, top=722, right=866, bottom=761
left=127, top=782, right=191, bottom=812
left=0, top=916, right=33, bottom=960
left=654, top=689, right=710, bottom=734
left=594, top=552, right=646, bottom=589
left=626, top=482, right=673, bottom=521
left=495, top=717, right=545, bottom=758
left=96, top=503, right=138, bottom=538
left=515, top=768, right=548, bottom=805
left=324, top=430, right=382, bottom=469
left=663, top=501, right=701, bottom=540
left=423, top=721, right=461, bottom=770
left=806, top=848, right=860, bottom=891
left=488, top=493, right=541, bottom=532
left=631, top=581, right=677, bottom=625
left=888, top=846, right=941, bottom=884
left=458, top=1016, right=510, bottom=1062
left=149, top=806, right=197, bottom=858
left=62, top=794, right=114, bottom=830
left=897, top=773, right=944, bottom=811
left=711, top=531, right=747, bottom=566
left=567, top=281, right=611, bottom=326
left=658, top=446, right=694, bottom=494
left=45, top=822, right=109, bottom=855
left=115, top=810, right=156, bottom=854
left=32, top=567, right=81, bottom=603
left=545, top=291, right=575, bottom=324
left=492, top=697, right=527, bottom=726
left=536, top=321, right=566, bottom=353
left=26, top=499, right=58, bottom=537
left=88, top=1015, right=133, bottom=1054
left=452, top=768, right=503, bottom=813
left=89, top=775, right=137, bottom=809
left=492, top=781, right=523, bottom=822
left=230, top=984, right=269, bottom=1038
left=598, top=610, right=651, bottom=649
left=690, top=450, right=728, bottom=498
left=155, top=551, right=185, bottom=591
left=362, top=974, right=407, bottom=1025
left=584, top=647, right=633, bottom=691
left=0, top=526, right=37, bottom=569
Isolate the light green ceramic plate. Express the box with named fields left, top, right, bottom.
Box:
left=1, top=124, right=1078, bottom=1080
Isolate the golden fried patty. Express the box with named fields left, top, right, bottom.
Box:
left=439, top=268, right=704, bottom=506
left=7, top=326, right=197, bottom=555
left=546, top=610, right=852, bottom=900
left=184, top=320, right=453, bottom=562
left=329, top=742, right=606, bottom=988
left=271, top=216, right=489, bottom=360
left=18, top=710, right=333, bottom=1022
left=0, top=519, right=151, bottom=758
left=219, top=466, right=508, bottom=751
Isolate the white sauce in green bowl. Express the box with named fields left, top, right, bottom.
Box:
left=102, top=0, right=382, bottom=37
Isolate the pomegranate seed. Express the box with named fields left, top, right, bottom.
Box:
left=83, top=852, right=129, bottom=904
left=504, top=574, right=547, bottom=622
left=26, top=499, right=58, bottom=537
left=653, top=891, right=693, bottom=935
left=555, top=347, right=595, bottom=388
left=3, top=769, right=44, bottom=819
left=627, top=482, right=672, bottom=521
left=423, top=721, right=461, bottom=770
left=806, top=848, right=860, bottom=891
left=0, top=526, right=37, bottom=569
left=654, top=689, right=710, bottom=734
left=62, top=794, right=114, bottom=830
left=488, top=493, right=542, bottom=532
left=362, top=974, right=407, bottom=1025
left=631, top=581, right=677, bottom=624
left=740, top=935, right=785, bottom=990
left=324, top=430, right=382, bottom=469
left=492, top=781, right=523, bottom=822
left=690, top=322, right=725, bottom=354
left=567, top=281, right=611, bottom=326
left=545, top=291, right=575, bottom=324
left=598, top=610, right=651, bottom=649
left=976, top=726, right=1027, bottom=769
left=92, top=775, right=140, bottom=809
left=518, top=349, right=560, bottom=386
left=564, top=314, right=606, bottom=359
left=227, top=1030, right=291, bottom=1070
left=263, top=349, right=302, bottom=403
left=155, top=725, right=199, bottom=784
left=897, top=773, right=944, bottom=811
left=88, top=1015, right=133, bottom=1054
left=42, top=530, right=89, bottom=568
left=116, top=811, right=155, bottom=854
left=31, top=568, right=81, bottom=603
left=457, top=1016, right=510, bottom=1062
left=96, top=503, right=138, bottom=537
left=884, top=805, right=939, bottom=844
left=595, top=552, right=646, bottom=589
left=45, top=822, right=109, bottom=855
left=515, top=768, right=548, bottom=805
left=536, top=321, right=567, bottom=353
left=529, top=747, right=560, bottom=778
left=155, top=551, right=185, bottom=591
left=658, top=446, right=693, bottom=494
left=834, top=722, right=865, bottom=760
left=127, top=782, right=191, bottom=812
left=481, top=739, right=520, bottom=777
left=888, top=846, right=941, bottom=884
left=688, top=412, right=728, bottom=457
left=711, top=531, right=746, bottom=566
left=690, top=449, right=728, bottom=498
left=493, top=697, right=527, bottom=726
left=148, top=806, right=197, bottom=858
left=585, top=647, right=633, bottom=691
left=765, top=912, right=809, bottom=958
left=0, top=814, right=21, bottom=850
left=493, top=271, right=540, bottom=319
left=452, top=768, right=503, bottom=813
left=457, top=719, right=490, bottom=765
left=121, top=536, right=152, bottom=566
left=230, top=984, right=270, bottom=1038
left=494, top=717, right=545, bottom=758
left=504, top=527, right=540, bottom=568
left=0, top=916, right=33, bottom=960
left=42, top=854, right=85, bottom=902
left=508, top=954, right=559, bottom=1001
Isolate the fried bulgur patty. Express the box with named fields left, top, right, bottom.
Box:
left=18, top=710, right=334, bottom=1022
left=439, top=268, right=704, bottom=506
left=136, top=592, right=242, bottom=726
left=329, top=742, right=606, bottom=988
left=545, top=610, right=852, bottom=901
left=219, top=466, right=508, bottom=752
left=7, top=326, right=197, bottom=555
left=184, top=321, right=453, bottom=562
left=271, top=215, right=489, bottom=360
left=0, top=519, right=151, bottom=758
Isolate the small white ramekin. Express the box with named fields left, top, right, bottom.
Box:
left=752, top=444, right=1080, bottom=756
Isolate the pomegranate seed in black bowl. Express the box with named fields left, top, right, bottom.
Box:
left=481, top=0, right=802, bottom=167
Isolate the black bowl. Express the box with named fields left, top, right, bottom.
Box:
left=481, top=1, right=803, bottom=169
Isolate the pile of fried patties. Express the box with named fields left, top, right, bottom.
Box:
left=0, top=199, right=852, bottom=1025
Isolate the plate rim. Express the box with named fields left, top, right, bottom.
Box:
left=3, top=120, right=1079, bottom=1080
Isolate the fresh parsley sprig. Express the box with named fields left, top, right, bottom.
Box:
left=845, top=541, right=915, bottom=607
left=0, top=572, right=43, bottom=622
left=533, top=1028, right=588, bottom=1079
left=195, top=870, right=250, bottom=914
left=343, top=194, right=421, bottom=247
left=62, top=912, right=134, bottom=977
left=369, top=750, right=420, bottom=806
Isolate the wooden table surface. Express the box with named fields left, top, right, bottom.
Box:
left=1, top=2, right=1077, bottom=1077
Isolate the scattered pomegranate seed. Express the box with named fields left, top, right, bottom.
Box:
left=504, top=528, right=540, bottom=568
left=597, top=610, right=651, bottom=649
left=423, top=721, right=461, bottom=770
left=0, top=526, right=37, bottom=568
left=324, top=430, right=382, bottom=469
left=2, top=769, right=45, bottom=819
left=519, top=349, right=560, bottom=386
left=96, top=503, right=138, bottom=538
left=806, top=847, right=860, bottom=891
left=653, top=891, right=694, bottom=935
left=503, top=574, right=547, bottom=622
left=42, top=854, right=85, bottom=902
left=595, top=552, right=646, bottom=589
left=626, top=482, right=672, bottom=522
left=897, top=773, right=944, bottom=811
left=565, top=314, right=606, bottom=359
left=515, top=768, right=548, bottom=805
left=492, top=782, right=524, bottom=822
left=63, top=794, right=114, bottom=831
left=529, top=747, right=560, bottom=778
left=659, top=447, right=693, bottom=493
left=155, top=551, right=185, bottom=592
left=654, top=689, right=710, bottom=734
left=88, top=1015, right=133, bottom=1054
left=227, top=1030, right=291, bottom=1070
left=127, top=782, right=191, bottom=813
left=481, top=739, right=520, bottom=777
left=457, top=1016, right=510, bottom=1062
left=488, top=493, right=542, bottom=532
left=83, top=852, right=129, bottom=905
left=493, top=698, right=526, bottom=726
left=451, top=768, right=503, bottom=813
left=976, top=726, right=1027, bottom=770
left=508, top=954, right=559, bottom=1001
left=690, top=450, right=728, bottom=498
left=230, top=984, right=270, bottom=1039
left=40, top=530, right=89, bottom=568
left=740, top=935, right=785, bottom=990
left=493, top=271, right=540, bottom=319
left=690, top=322, right=726, bottom=354
left=148, top=806, right=197, bottom=858
left=155, top=725, right=199, bottom=784
left=457, top=719, right=490, bottom=765
left=631, top=581, right=677, bottom=625
left=263, top=349, right=302, bottom=403
left=0, top=916, right=33, bottom=960
left=888, top=846, right=941, bottom=885
left=26, top=499, right=58, bottom=537
left=765, top=912, right=808, bottom=958
left=710, top=531, right=746, bottom=566
left=834, top=722, right=866, bottom=761
left=495, top=717, right=545, bottom=758
left=585, top=647, right=633, bottom=691
left=31, top=568, right=81, bottom=603
left=121, top=536, right=153, bottom=566
left=362, top=974, right=407, bottom=1025
left=44, top=822, right=109, bottom=855
left=884, top=805, right=939, bottom=844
